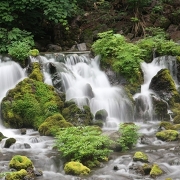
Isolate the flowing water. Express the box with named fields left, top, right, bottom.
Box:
left=0, top=54, right=180, bottom=179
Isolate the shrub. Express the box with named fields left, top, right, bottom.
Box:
left=92, top=30, right=143, bottom=83
left=118, top=123, right=140, bottom=151
left=54, top=126, right=113, bottom=168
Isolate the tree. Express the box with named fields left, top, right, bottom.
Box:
left=0, top=0, right=78, bottom=39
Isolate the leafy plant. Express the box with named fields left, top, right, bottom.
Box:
left=92, top=30, right=143, bottom=83
left=54, top=126, right=113, bottom=168
left=118, top=123, right=139, bottom=151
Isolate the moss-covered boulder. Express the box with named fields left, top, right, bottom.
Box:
left=38, top=113, right=73, bottom=136
left=64, top=161, right=90, bottom=175
left=1, top=78, right=64, bottom=129
left=133, top=151, right=148, bottom=162
left=156, top=130, right=179, bottom=141
left=149, top=69, right=180, bottom=106
left=95, top=109, right=108, bottom=121
left=150, top=164, right=163, bottom=178
left=62, top=101, right=93, bottom=126
left=5, top=169, right=28, bottom=180
left=9, top=155, right=33, bottom=171
left=4, top=138, right=16, bottom=148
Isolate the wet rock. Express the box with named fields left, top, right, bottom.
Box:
left=0, top=132, right=7, bottom=141
left=95, top=109, right=108, bottom=121
left=47, top=44, right=62, bottom=52
left=150, top=164, right=163, bottom=178
left=4, top=138, right=16, bottom=148
left=20, top=128, right=27, bottom=135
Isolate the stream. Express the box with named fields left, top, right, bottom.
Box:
left=0, top=54, right=180, bottom=179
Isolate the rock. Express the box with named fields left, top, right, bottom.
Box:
left=47, top=44, right=62, bottom=52
left=20, top=128, right=27, bottom=135
left=133, top=151, right=149, bottom=162
left=64, top=161, right=90, bottom=175
left=4, top=138, right=16, bottom=148
left=156, top=130, right=179, bottom=141
left=95, top=109, right=108, bottom=121
left=5, top=169, right=28, bottom=180
left=150, top=164, right=163, bottom=178
left=0, top=132, right=7, bottom=141
left=9, top=155, right=33, bottom=171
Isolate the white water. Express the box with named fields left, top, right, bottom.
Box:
left=133, top=55, right=178, bottom=121
left=43, top=54, right=134, bottom=128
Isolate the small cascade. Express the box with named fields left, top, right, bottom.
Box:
left=0, top=61, right=26, bottom=100
left=43, top=53, right=134, bottom=128
left=134, top=55, right=179, bottom=121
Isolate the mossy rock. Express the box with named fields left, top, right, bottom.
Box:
left=159, top=121, right=174, bottom=130
left=62, top=103, right=93, bottom=126
left=142, top=163, right=152, bottom=175
left=64, top=161, right=90, bottom=175
left=0, top=132, right=7, bottom=141
left=9, top=155, right=33, bottom=171
left=150, top=164, right=163, bottom=178
left=28, top=49, right=39, bottom=57
left=4, top=138, right=16, bottom=148
left=5, top=169, right=28, bottom=180
left=1, top=78, right=64, bottom=129
left=149, top=69, right=180, bottom=106
left=133, top=151, right=148, bottom=162
left=95, top=109, right=108, bottom=121
left=156, top=130, right=179, bottom=141
left=29, top=62, right=43, bottom=82
left=38, top=113, right=73, bottom=136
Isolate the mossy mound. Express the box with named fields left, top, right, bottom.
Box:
left=29, top=62, right=43, bottom=82
left=38, top=113, right=73, bottom=136
left=62, top=101, right=93, bottom=126
left=156, top=130, right=179, bottom=141
left=9, top=155, right=33, bottom=171
left=4, top=138, right=16, bottom=148
left=149, top=69, right=180, bottom=106
left=5, top=169, right=28, bottom=180
left=150, top=164, right=163, bottom=178
left=64, top=161, right=90, bottom=175
left=95, top=109, right=108, bottom=121
left=133, top=151, right=148, bottom=162
left=1, top=78, right=64, bottom=129
left=159, top=121, right=180, bottom=130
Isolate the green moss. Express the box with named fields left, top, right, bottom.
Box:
left=28, top=49, right=39, bottom=56
left=1, top=78, right=64, bottom=129
left=133, top=151, right=148, bottom=162
left=5, top=169, right=27, bottom=180
left=150, top=164, right=163, bottom=178
left=9, top=155, right=33, bottom=171
left=62, top=103, right=93, bottom=126
left=38, top=113, right=73, bottom=136
left=159, top=121, right=174, bottom=130
left=156, top=130, right=179, bottom=141
left=29, top=62, right=43, bottom=82
left=64, top=161, right=90, bottom=175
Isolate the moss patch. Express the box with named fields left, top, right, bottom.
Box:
left=5, top=169, right=27, bottom=180
left=150, top=164, right=163, bottom=178
left=133, top=151, right=148, bottom=162
left=64, top=161, right=90, bottom=175
left=9, top=155, right=33, bottom=171
left=156, top=130, right=179, bottom=141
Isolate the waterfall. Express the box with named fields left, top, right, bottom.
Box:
left=42, top=53, right=134, bottom=129
left=0, top=60, right=26, bottom=128
left=133, top=55, right=178, bottom=121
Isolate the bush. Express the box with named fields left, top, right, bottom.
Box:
left=118, top=123, right=139, bottom=151
left=92, top=30, right=143, bottom=83
left=54, top=126, right=113, bottom=168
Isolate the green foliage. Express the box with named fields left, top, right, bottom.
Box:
left=0, top=28, right=34, bottom=55
left=55, top=126, right=113, bottom=168
left=127, top=0, right=151, bottom=9
left=118, top=123, right=139, bottom=151
left=8, top=41, right=31, bottom=62
left=92, top=30, right=143, bottom=83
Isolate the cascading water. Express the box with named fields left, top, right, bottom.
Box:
left=133, top=55, right=178, bottom=121
left=42, top=53, right=134, bottom=129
